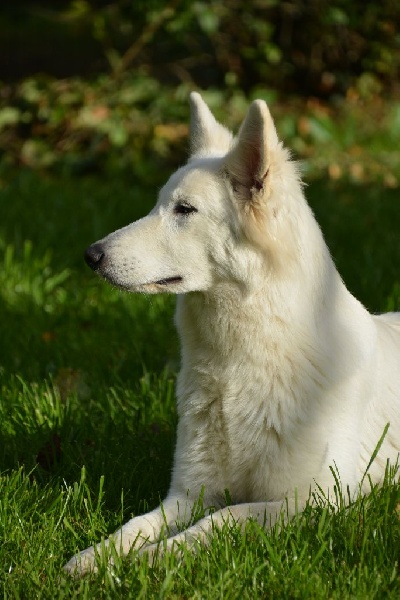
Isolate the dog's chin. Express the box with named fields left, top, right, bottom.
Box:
left=104, top=274, right=185, bottom=294
left=138, top=277, right=184, bottom=294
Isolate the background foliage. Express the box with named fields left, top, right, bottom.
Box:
left=2, top=0, right=400, bottom=94
left=0, top=0, right=400, bottom=183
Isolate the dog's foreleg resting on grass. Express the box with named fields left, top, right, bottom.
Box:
left=139, top=500, right=291, bottom=562
left=64, top=497, right=289, bottom=573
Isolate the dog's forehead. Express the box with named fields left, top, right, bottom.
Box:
left=159, top=158, right=225, bottom=203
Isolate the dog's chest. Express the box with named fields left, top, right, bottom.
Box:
left=175, top=294, right=324, bottom=501
left=207, top=372, right=298, bottom=498
left=177, top=356, right=315, bottom=502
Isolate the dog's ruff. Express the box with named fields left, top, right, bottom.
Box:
left=65, top=93, right=400, bottom=575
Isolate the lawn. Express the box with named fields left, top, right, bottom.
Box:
left=1, top=166, right=400, bottom=598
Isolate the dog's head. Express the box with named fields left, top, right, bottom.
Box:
left=85, top=93, right=304, bottom=294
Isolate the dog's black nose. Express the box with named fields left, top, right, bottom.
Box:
left=84, top=243, right=105, bottom=271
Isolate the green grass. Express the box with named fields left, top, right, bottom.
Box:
left=1, top=169, right=400, bottom=598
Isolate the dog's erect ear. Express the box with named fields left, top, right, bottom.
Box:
left=189, top=92, right=233, bottom=157
left=225, top=100, right=279, bottom=195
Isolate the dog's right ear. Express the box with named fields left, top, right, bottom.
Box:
left=189, top=92, right=233, bottom=158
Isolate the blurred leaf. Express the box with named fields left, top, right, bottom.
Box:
left=0, top=107, right=20, bottom=129
left=387, top=104, right=400, bottom=139
left=18, top=79, right=46, bottom=104
left=194, top=2, right=220, bottom=34
left=107, top=121, right=128, bottom=147
left=327, top=7, right=349, bottom=25
left=62, top=0, right=92, bottom=21
left=21, top=139, right=56, bottom=169
left=307, top=116, right=334, bottom=144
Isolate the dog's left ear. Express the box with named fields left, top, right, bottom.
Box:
left=189, top=92, right=233, bottom=157
left=225, top=100, right=279, bottom=195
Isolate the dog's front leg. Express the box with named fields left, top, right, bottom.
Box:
left=63, top=494, right=193, bottom=576
left=141, top=500, right=289, bottom=564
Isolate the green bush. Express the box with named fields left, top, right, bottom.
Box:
left=1, top=1, right=400, bottom=95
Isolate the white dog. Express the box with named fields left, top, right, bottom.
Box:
left=65, top=93, right=400, bottom=574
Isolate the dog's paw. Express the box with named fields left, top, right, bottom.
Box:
left=63, top=546, right=99, bottom=577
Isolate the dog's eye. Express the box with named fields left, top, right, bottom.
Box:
left=174, top=202, right=198, bottom=215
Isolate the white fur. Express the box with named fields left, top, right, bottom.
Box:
left=65, top=92, right=400, bottom=575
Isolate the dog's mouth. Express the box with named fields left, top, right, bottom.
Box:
left=154, top=276, right=183, bottom=286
